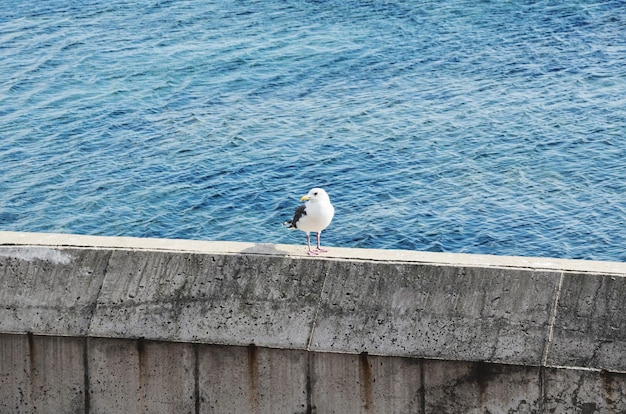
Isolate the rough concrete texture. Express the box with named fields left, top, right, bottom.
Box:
left=0, top=334, right=86, bottom=414
left=309, top=351, right=423, bottom=413
left=423, top=360, right=541, bottom=413
left=1, top=232, right=626, bottom=413
left=199, top=344, right=309, bottom=414
left=542, top=366, right=626, bottom=413
left=422, top=360, right=626, bottom=414
left=83, top=248, right=562, bottom=365
left=87, top=337, right=196, bottom=414
left=548, top=272, right=626, bottom=372
left=2, top=334, right=625, bottom=414
left=310, top=261, right=559, bottom=365
left=0, top=247, right=110, bottom=335
left=89, top=250, right=326, bottom=349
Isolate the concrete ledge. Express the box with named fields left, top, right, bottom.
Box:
left=2, top=231, right=626, bottom=413
left=2, top=230, right=625, bottom=274
left=0, top=231, right=625, bottom=373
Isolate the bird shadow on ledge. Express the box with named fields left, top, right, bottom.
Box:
left=240, top=243, right=290, bottom=256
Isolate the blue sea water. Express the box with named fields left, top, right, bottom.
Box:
left=1, top=0, right=625, bottom=261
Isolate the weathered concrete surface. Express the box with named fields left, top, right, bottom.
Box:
left=423, top=360, right=541, bottom=413
left=1, top=231, right=626, bottom=413
left=548, top=271, right=626, bottom=372
left=199, top=344, right=309, bottom=414
left=89, top=250, right=326, bottom=349
left=0, top=247, right=109, bottom=335
left=422, top=360, right=626, bottom=413
left=2, top=334, right=625, bottom=414
left=87, top=337, right=196, bottom=414
left=0, top=334, right=86, bottom=414
left=542, top=366, right=626, bottom=413
left=309, top=351, right=423, bottom=413
left=85, top=248, right=562, bottom=365
left=310, top=261, right=559, bottom=365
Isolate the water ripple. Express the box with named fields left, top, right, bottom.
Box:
left=1, top=0, right=625, bottom=261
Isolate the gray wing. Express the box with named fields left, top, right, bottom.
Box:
left=289, top=204, right=307, bottom=229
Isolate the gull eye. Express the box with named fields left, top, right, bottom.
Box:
left=314, top=192, right=318, bottom=196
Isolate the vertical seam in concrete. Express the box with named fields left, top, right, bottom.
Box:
left=27, top=332, right=35, bottom=407
left=305, top=351, right=313, bottom=414
left=420, top=359, right=426, bottom=414
left=194, top=343, right=200, bottom=414
left=85, top=251, right=113, bottom=337
left=538, top=366, right=546, bottom=412
left=137, top=338, right=149, bottom=414
left=359, top=352, right=373, bottom=413
left=542, top=271, right=564, bottom=367
left=83, top=337, right=90, bottom=414
left=306, top=266, right=329, bottom=352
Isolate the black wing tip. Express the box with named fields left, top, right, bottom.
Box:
left=284, top=204, right=307, bottom=229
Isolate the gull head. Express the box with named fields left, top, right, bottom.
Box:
left=301, top=188, right=330, bottom=203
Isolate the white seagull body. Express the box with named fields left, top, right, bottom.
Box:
left=285, top=188, right=334, bottom=255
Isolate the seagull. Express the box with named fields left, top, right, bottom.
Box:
left=284, top=188, right=334, bottom=255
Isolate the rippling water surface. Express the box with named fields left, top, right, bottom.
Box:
left=1, top=0, right=625, bottom=261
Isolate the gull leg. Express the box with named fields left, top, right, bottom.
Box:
left=306, top=234, right=318, bottom=255
left=315, top=232, right=328, bottom=253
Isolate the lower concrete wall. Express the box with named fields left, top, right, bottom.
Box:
left=1, top=231, right=625, bottom=413
left=2, top=334, right=625, bottom=414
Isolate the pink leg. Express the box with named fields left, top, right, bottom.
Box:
left=315, top=232, right=328, bottom=253
left=306, top=234, right=318, bottom=255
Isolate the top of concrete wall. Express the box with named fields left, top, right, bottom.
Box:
left=1, top=231, right=625, bottom=373
left=1, top=231, right=625, bottom=275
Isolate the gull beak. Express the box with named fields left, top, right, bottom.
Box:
left=301, top=195, right=311, bottom=202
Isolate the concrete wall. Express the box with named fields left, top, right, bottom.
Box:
left=0, top=231, right=625, bottom=413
